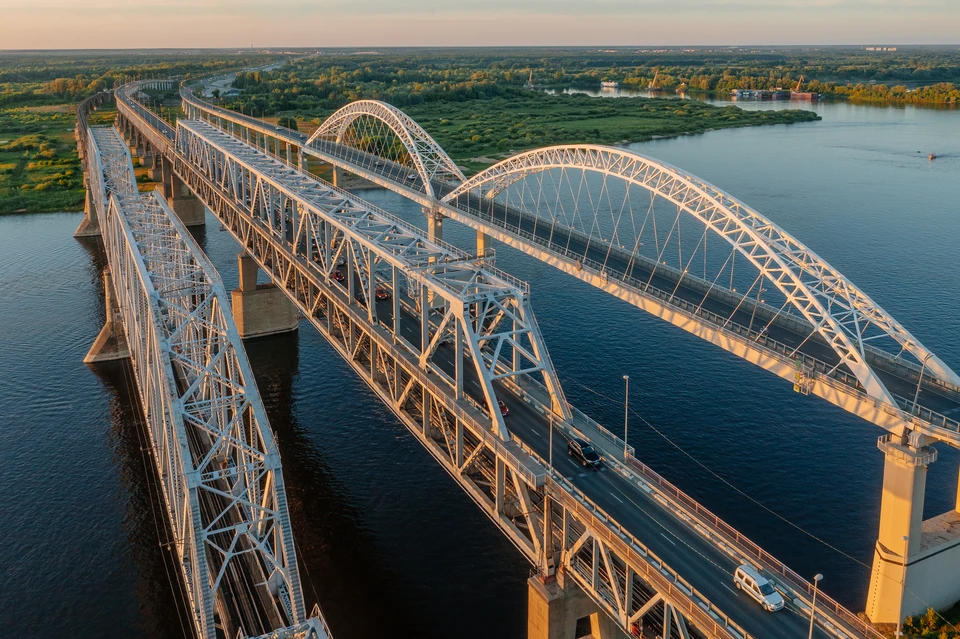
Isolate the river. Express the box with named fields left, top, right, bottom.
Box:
left=1, top=97, right=958, bottom=638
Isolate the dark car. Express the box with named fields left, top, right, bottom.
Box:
left=332, top=269, right=345, bottom=283
left=568, top=438, right=601, bottom=468
left=497, top=399, right=510, bottom=417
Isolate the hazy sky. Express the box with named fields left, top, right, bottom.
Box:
left=1, top=0, right=957, bottom=49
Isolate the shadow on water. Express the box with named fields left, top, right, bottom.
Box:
left=87, top=359, right=196, bottom=639
left=243, top=332, right=441, bottom=638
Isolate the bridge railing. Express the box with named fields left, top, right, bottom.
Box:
left=620, top=455, right=885, bottom=639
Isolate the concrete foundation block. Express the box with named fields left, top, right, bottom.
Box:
left=84, top=268, right=129, bottom=364
left=527, top=575, right=626, bottom=639
left=168, top=196, right=206, bottom=227
left=231, top=284, right=299, bottom=339
left=73, top=190, right=101, bottom=238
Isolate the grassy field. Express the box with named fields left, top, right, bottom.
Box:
left=399, top=92, right=820, bottom=169
left=0, top=105, right=84, bottom=213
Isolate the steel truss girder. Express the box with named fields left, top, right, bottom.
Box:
left=167, top=128, right=552, bottom=568
left=175, top=119, right=570, bottom=436
left=306, top=100, right=465, bottom=197
left=442, top=145, right=960, bottom=405
left=87, top=126, right=311, bottom=639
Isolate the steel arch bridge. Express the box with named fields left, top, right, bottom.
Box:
left=306, top=100, right=465, bottom=197
left=442, top=144, right=960, bottom=406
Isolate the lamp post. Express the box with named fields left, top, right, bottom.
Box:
left=897, top=534, right=909, bottom=638
left=623, top=375, right=630, bottom=458
left=807, top=573, right=823, bottom=639
left=912, top=354, right=932, bottom=413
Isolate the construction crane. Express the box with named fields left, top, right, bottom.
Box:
left=794, top=75, right=804, bottom=92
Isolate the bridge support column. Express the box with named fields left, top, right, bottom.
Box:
left=84, top=267, right=129, bottom=364
left=331, top=165, right=340, bottom=188
left=425, top=208, right=444, bottom=244
left=477, top=230, right=491, bottom=257
left=148, top=153, right=162, bottom=182
left=73, top=187, right=100, bottom=237
left=162, top=158, right=205, bottom=227
left=866, top=434, right=960, bottom=624
left=230, top=253, right=299, bottom=339
left=528, top=573, right=626, bottom=639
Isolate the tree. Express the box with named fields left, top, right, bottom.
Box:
left=277, top=115, right=298, bottom=131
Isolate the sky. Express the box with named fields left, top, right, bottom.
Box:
left=0, top=0, right=958, bottom=50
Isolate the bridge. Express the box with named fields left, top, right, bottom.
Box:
left=72, top=76, right=960, bottom=639
left=75, top=92, right=330, bottom=639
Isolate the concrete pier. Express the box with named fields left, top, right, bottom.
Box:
left=84, top=267, right=130, bottom=364
left=527, top=574, right=626, bottom=639
left=425, top=207, right=444, bottom=244
left=73, top=188, right=101, bottom=238
left=230, top=254, right=299, bottom=339
left=162, top=158, right=205, bottom=226
left=866, top=433, right=960, bottom=623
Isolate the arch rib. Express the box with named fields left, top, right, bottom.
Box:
left=443, top=145, right=960, bottom=404
left=306, top=100, right=465, bottom=198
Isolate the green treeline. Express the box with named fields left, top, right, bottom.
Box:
left=220, top=48, right=960, bottom=117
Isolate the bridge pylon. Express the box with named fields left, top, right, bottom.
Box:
left=231, top=253, right=300, bottom=339
left=84, top=266, right=129, bottom=364
left=160, top=156, right=205, bottom=226
left=866, top=432, right=960, bottom=624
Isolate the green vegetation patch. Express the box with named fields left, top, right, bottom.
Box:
left=401, top=92, right=819, bottom=166
left=0, top=108, right=83, bottom=213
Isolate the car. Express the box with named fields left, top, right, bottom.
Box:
left=406, top=173, right=418, bottom=181
left=734, top=564, right=784, bottom=612
left=332, top=269, right=345, bottom=283
left=373, top=160, right=384, bottom=167
left=375, top=287, right=391, bottom=301
left=497, top=399, right=510, bottom=417
left=567, top=438, right=601, bottom=468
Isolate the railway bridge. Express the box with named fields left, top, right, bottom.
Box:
left=74, top=77, right=960, bottom=639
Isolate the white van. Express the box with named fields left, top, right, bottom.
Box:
left=734, top=564, right=785, bottom=612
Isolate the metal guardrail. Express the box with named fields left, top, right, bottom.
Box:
left=621, top=455, right=885, bottom=639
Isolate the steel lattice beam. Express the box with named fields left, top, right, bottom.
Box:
left=86, top=125, right=317, bottom=639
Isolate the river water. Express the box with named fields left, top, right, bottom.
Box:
left=1, top=98, right=958, bottom=638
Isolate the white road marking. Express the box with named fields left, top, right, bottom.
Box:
left=661, top=533, right=677, bottom=545
left=609, top=492, right=624, bottom=504
left=529, top=430, right=543, bottom=438
left=722, top=583, right=740, bottom=597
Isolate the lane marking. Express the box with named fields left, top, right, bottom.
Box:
left=529, top=430, right=544, bottom=438
left=722, top=583, right=740, bottom=597
left=661, top=533, right=676, bottom=546
left=609, top=492, right=624, bottom=504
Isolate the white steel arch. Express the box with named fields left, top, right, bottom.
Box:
left=443, top=145, right=960, bottom=405
left=306, top=100, right=465, bottom=197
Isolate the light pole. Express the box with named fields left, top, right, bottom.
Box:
left=897, top=534, right=909, bottom=638
left=912, top=354, right=932, bottom=413
left=623, top=375, right=630, bottom=458
left=807, top=573, right=823, bottom=639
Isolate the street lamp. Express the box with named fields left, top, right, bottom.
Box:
left=897, top=535, right=909, bottom=638
left=807, top=573, right=823, bottom=639
left=623, top=375, right=630, bottom=458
